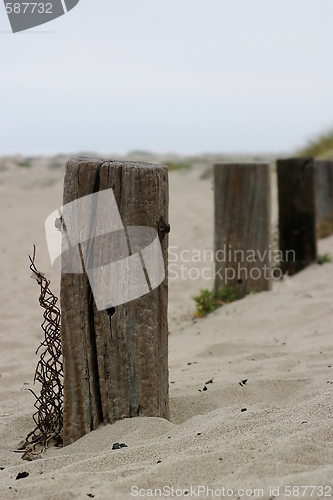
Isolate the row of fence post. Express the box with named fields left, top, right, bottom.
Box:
left=60, top=156, right=333, bottom=445
left=214, top=157, right=333, bottom=297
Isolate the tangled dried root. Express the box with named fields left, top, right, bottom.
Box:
left=19, top=246, right=63, bottom=457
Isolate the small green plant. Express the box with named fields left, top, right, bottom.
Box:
left=164, top=161, right=191, bottom=171
left=249, top=286, right=261, bottom=295
left=193, top=285, right=237, bottom=318
left=297, top=128, right=333, bottom=159
left=317, top=253, right=332, bottom=265
left=17, top=160, right=31, bottom=168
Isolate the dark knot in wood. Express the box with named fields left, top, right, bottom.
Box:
left=158, top=217, right=170, bottom=241
left=54, top=216, right=63, bottom=232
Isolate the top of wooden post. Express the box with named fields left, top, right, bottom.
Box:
left=67, top=156, right=168, bottom=171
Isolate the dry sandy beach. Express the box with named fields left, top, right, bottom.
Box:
left=0, top=158, right=332, bottom=499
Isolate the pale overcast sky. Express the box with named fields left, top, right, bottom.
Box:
left=1, top=0, right=332, bottom=155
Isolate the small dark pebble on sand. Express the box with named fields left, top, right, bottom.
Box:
left=0, top=467, right=4, bottom=470
left=242, top=379, right=248, bottom=385
left=87, top=495, right=95, bottom=498
left=112, top=442, right=127, bottom=449
left=16, top=472, right=29, bottom=480
left=197, top=432, right=201, bottom=436
left=241, top=408, right=247, bottom=412
left=157, top=460, right=161, bottom=464
left=202, top=386, right=208, bottom=391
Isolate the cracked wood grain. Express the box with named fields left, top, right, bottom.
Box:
left=214, top=162, right=271, bottom=298
left=61, top=157, right=169, bottom=445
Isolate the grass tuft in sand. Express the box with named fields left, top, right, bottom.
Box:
left=317, top=253, right=332, bottom=265
left=193, top=285, right=237, bottom=317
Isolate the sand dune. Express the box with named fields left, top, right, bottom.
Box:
left=0, top=160, right=332, bottom=499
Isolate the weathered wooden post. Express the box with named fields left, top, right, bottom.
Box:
left=60, top=157, right=169, bottom=446
left=214, top=162, right=271, bottom=299
left=277, top=157, right=317, bottom=275
left=315, top=160, right=333, bottom=238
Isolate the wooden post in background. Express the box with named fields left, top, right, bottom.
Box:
left=60, top=157, right=169, bottom=446
left=277, top=157, right=317, bottom=275
left=214, top=162, right=271, bottom=299
left=315, top=160, right=333, bottom=238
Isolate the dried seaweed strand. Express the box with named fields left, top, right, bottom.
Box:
left=20, top=245, right=63, bottom=455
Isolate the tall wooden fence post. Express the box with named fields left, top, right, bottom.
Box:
left=315, top=160, right=333, bottom=238
left=60, top=157, right=169, bottom=446
left=277, top=157, right=317, bottom=275
left=214, top=162, right=271, bottom=299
